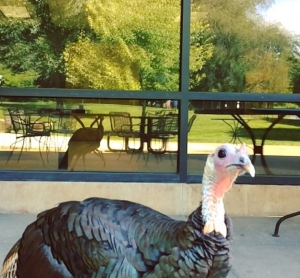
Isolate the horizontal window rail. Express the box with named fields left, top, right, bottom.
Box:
left=1, top=87, right=300, bottom=103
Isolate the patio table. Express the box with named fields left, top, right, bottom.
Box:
left=194, top=107, right=300, bottom=174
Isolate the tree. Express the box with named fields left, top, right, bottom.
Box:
left=64, top=36, right=142, bottom=90
left=288, top=36, right=300, bottom=94
left=0, top=0, right=94, bottom=88
left=190, top=0, right=294, bottom=93
left=64, top=0, right=182, bottom=90
left=0, top=0, right=221, bottom=91
left=189, top=9, right=215, bottom=90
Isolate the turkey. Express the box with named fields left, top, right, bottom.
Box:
left=1, top=143, right=255, bottom=278
left=59, top=116, right=105, bottom=170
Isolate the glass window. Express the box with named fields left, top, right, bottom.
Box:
left=188, top=100, right=300, bottom=176
left=1, top=0, right=300, bottom=184
left=189, top=1, right=296, bottom=94
left=0, top=97, right=179, bottom=173
left=0, top=0, right=181, bottom=91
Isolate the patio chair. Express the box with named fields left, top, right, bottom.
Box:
left=107, top=112, right=143, bottom=152
left=6, top=109, right=52, bottom=165
left=147, top=113, right=179, bottom=155
left=130, top=112, right=178, bottom=165
left=134, top=114, right=196, bottom=165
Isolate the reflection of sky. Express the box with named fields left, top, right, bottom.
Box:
left=263, top=0, right=300, bottom=35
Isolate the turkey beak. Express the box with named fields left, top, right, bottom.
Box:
left=238, top=143, right=255, bottom=177
left=243, top=162, right=255, bottom=177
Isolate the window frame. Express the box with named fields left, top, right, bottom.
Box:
left=0, top=0, right=299, bottom=185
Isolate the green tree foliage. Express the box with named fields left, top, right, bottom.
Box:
left=64, top=36, right=141, bottom=90
left=0, top=0, right=91, bottom=87
left=64, top=0, right=182, bottom=90
left=189, top=9, right=214, bottom=89
left=44, top=0, right=88, bottom=28
left=288, top=37, right=300, bottom=94
left=190, top=0, right=294, bottom=93
left=244, top=24, right=292, bottom=93
left=0, top=0, right=219, bottom=91
left=0, top=63, right=38, bottom=87
left=0, top=2, right=61, bottom=87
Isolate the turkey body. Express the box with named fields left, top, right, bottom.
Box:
left=59, top=117, right=105, bottom=170
left=1, top=143, right=255, bottom=278
left=12, top=198, right=232, bottom=278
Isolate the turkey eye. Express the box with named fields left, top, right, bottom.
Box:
left=218, top=149, right=227, bottom=158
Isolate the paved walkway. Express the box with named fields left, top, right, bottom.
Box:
left=1, top=213, right=299, bottom=277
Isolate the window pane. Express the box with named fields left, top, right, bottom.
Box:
left=189, top=1, right=297, bottom=94
left=0, top=97, right=179, bottom=173
left=188, top=100, right=300, bottom=176
left=0, top=1, right=181, bottom=91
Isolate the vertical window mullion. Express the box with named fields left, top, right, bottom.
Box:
left=178, top=0, right=191, bottom=182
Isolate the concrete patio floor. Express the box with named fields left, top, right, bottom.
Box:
left=1, top=213, right=299, bottom=278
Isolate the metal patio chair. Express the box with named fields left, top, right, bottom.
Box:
left=6, top=109, right=52, bottom=165
left=107, top=112, right=143, bottom=152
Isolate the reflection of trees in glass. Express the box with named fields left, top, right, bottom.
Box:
left=0, top=0, right=76, bottom=88
left=190, top=0, right=298, bottom=94
left=289, top=39, right=300, bottom=94
left=63, top=0, right=181, bottom=90
left=1, top=0, right=299, bottom=93
left=0, top=0, right=183, bottom=90
left=189, top=19, right=214, bottom=90
left=64, top=38, right=142, bottom=90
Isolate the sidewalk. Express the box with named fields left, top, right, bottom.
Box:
left=1, top=213, right=299, bottom=278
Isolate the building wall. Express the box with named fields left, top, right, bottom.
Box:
left=0, top=182, right=299, bottom=217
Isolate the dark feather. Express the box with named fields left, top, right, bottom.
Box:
left=2, top=143, right=254, bottom=278
left=1, top=198, right=232, bottom=278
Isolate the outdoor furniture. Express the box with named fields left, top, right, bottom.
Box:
left=132, top=114, right=196, bottom=165
left=108, top=112, right=143, bottom=152
left=147, top=113, right=179, bottom=154
left=273, top=211, right=300, bottom=237
left=212, top=118, right=250, bottom=144
left=70, top=113, right=109, bottom=128
left=194, top=107, right=300, bottom=175
left=6, top=109, right=52, bottom=165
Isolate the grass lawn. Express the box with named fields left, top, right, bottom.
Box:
left=1, top=100, right=299, bottom=146
left=189, top=114, right=300, bottom=146
left=0, top=64, right=38, bottom=87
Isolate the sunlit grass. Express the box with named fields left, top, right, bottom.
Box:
left=0, top=64, right=38, bottom=87
left=1, top=101, right=299, bottom=146
left=188, top=113, right=300, bottom=146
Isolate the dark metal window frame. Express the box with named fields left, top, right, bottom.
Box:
left=0, top=0, right=299, bottom=185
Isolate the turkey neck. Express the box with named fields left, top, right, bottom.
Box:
left=201, top=156, right=237, bottom=237
left=201, top=172, right=225, bottom=230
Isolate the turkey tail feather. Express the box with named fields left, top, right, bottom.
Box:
left=0, top=239, right=19, bottom=278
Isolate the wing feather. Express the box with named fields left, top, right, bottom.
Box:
left=2, top=198, right=232, bottom=278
